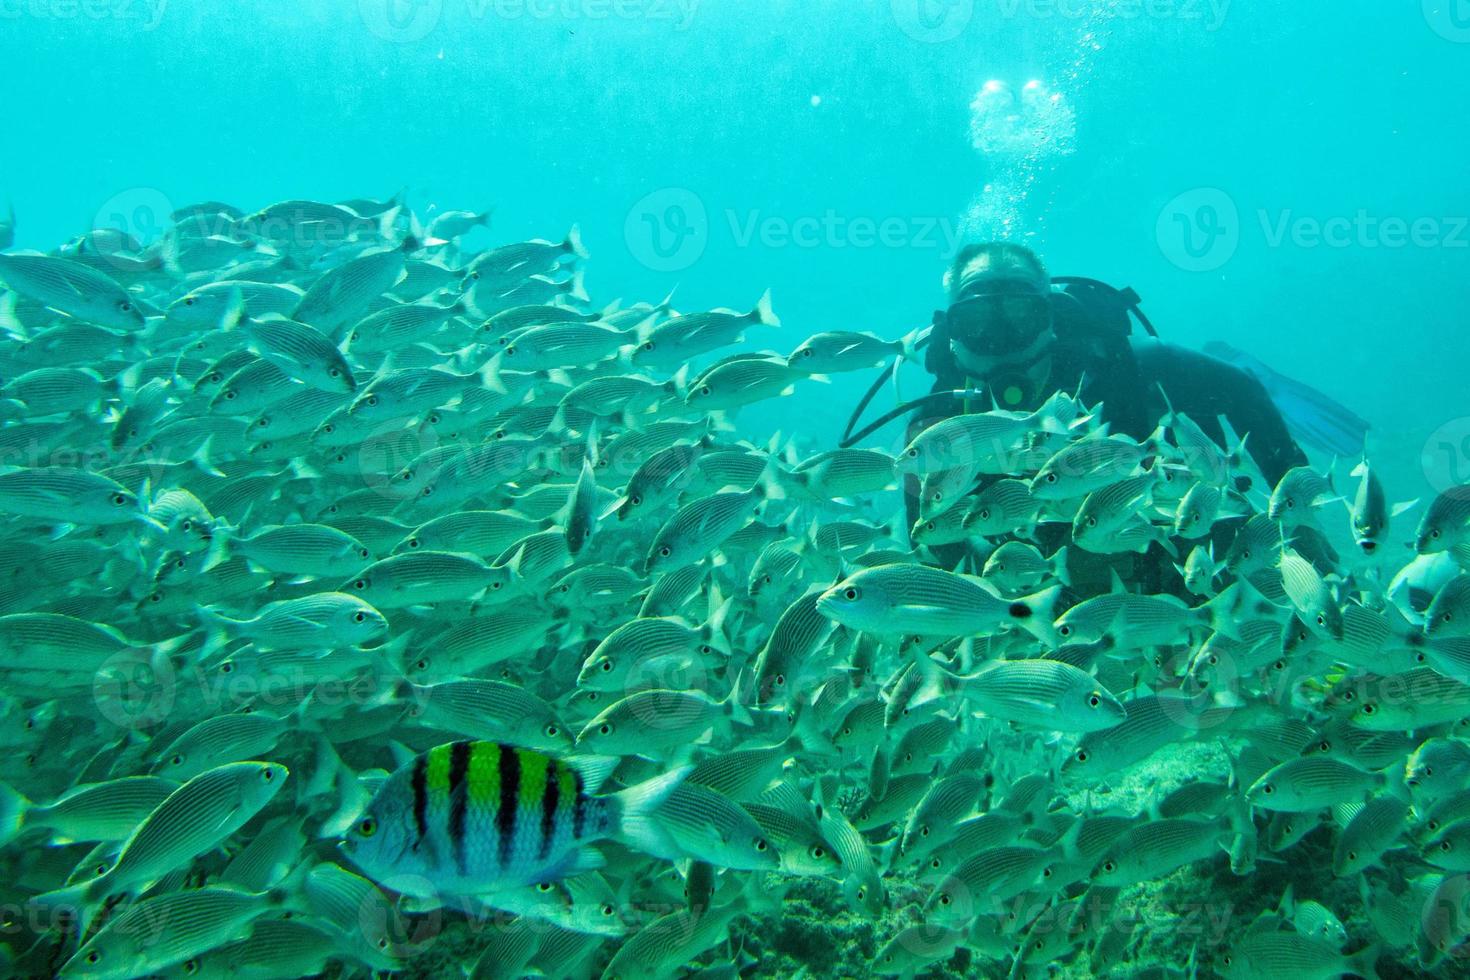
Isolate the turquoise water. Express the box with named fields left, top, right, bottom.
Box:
left=2, top=3, right=1470, bottom=978
left=7, top=3, right=1469, bottom=488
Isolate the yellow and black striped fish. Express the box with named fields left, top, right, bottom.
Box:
left=342, top=740, right=685, bottom=899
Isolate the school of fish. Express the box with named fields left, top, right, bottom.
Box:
left=1, top=197, right=1469, bottom=978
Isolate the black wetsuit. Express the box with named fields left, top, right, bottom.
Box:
left=906, top=285, right=1309, bottom=595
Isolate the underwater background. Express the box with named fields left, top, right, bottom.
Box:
left=2, top=2, right=1470, bottom=978
left=6, top=1, right=1470, bottom=492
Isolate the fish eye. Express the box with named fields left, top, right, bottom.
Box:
left=545, top=725, right=559, bottom=737
left=1261, top=784, right=1274, bottom=795
left=329, top=368, right=341, bottom=378
left=700, top=386, right=711, bottom=396
left=170, top=753, right=183, bottom=766
left=1362, top=703, right=1377, bottom=715
left=224, top=390, right=237, bottom=400
left=112, top=493, right=128, bottom=505
left=1058, top=624, right=1072, bottom=637
left=261, top=768, right=275, bottom=782
left=367, top=395, right=379, bottom=407
left=256, top=417, right=270, bottom=427
left=1075, top=749, right=1088, bottom=762
left=601, top=904, right=615, bottom=916
left=85, top=951, right=101, bottom=964
left=184, top=297, right=196, bottom=306
left=220, top=661, right=234, bottom=674
left=810, top=845, right=825, bottom=858
left=406, top=538, right=419, bottom=549
left=358, top=816, right=377, bottom=836
left=598, top=723, right=612, bottom=735
left=1443, top=840, right=1454, bottom=852
left=353, top=579, right=366, bottom=590
left=658, top=546, right=671, bottom=558
left=181, top=520, right=192, bottom=532
left=775, top=674, right=785, bottom=686
left=938, top=893, right=951, bottom=906
left=755, top=838, right=769, bottom=851
left=1044, top=473, right=1057, bottom=483
left=631, top=495, right=642, bottom=506
left=1318, top=740, right=1330, bottom=751
left=119, top=301, right=132, bottom=312
left=353, top=612, right=366, bottom=623
left=843, top=587, right=859, bottom=601
left=183, top=959, right=200, bottom=975
left=641, top=341, right=654, bottom=351
left=323, top=423, right=334, bottom=433
left=1086, top=517, right=1096, bottom=528
left=1103, top=861, right=1115, bottom=872
left=415, top=658, right=429, bottom=670
left=600, top=661, right=613, bottom=672
left=1088, top=693, right=1101, bottom=707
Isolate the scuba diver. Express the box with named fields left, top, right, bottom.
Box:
left=917, top=239, right=1307, bottom=471
left=844, top=240, right=1323, bottom=592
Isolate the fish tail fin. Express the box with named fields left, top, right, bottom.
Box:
left=477, top=359, right=508, bottom=396
left=1348, top=943, right=1381, bottom=980
left=565, top=224, right=588, bottom=261
left=565, top=266, right=589, bottom=305
left=750, top=288, right=779, bottom=327
left=610, top=766, right=691, bottom=857
left=1201, top=583, right=1243, bottom=641
left=724, top=668, right=755, bottom=727
left=0, top=290, right=24, bottom=341
left=1049, top=545, right=1071, bottom=588
left=0, top=782, right=27, bottom=847
left=196, top=604, right=239, bottom=656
